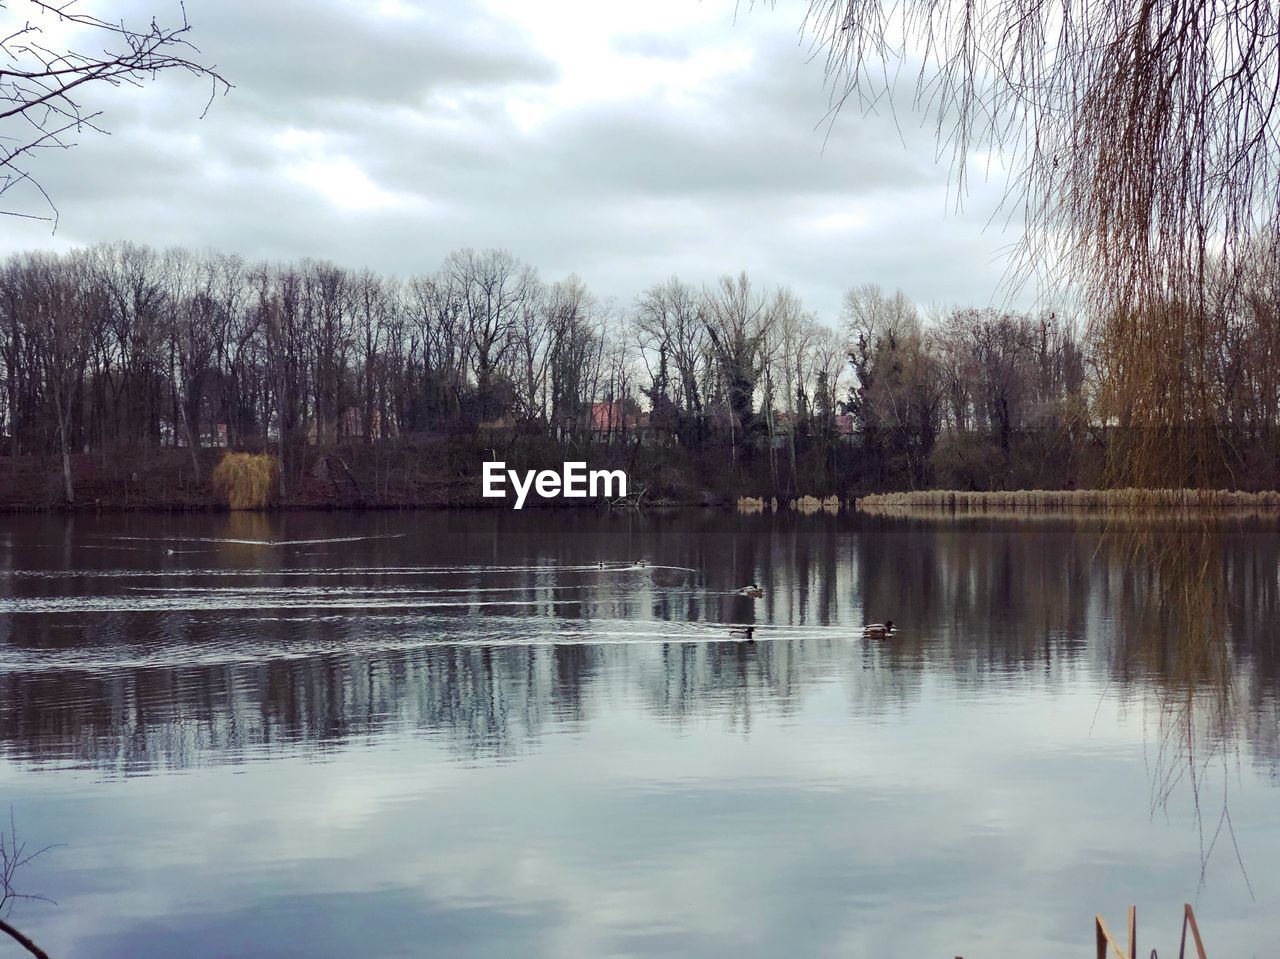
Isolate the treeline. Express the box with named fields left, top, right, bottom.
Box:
left=0, top=242, right=1276, bottom=507
left=0, top=244, right=635, bottom=503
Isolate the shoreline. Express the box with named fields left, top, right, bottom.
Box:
left=6, top=449, right=1280, bottom=515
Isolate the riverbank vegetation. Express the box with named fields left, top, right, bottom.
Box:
left=2, top=243, right=1279, bottom=510
left=858, top=489, right=1280, bottom=511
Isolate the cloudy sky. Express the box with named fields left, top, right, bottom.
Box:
left=5, top=0, right=1022, bottom=324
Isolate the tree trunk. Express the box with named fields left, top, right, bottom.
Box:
left=61, top=437, right=73, bottom=504
left=788, top=423, right=798, bottom=497
left=53, top=391, right=74, bottom=505
left=180, top=398, right=201, bottom=477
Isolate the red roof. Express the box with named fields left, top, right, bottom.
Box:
left=591, top=401, right=637, bottom=431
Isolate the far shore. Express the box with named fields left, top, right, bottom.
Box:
left=4, top=457, right=1280, bottom=517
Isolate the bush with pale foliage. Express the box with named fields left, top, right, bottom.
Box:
left=212, top=453, right=279, bottom=510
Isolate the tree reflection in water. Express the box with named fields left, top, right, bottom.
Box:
left=1, top=509, right=1277, bottom=888
left=1110, top=521, right=1261, bottom=892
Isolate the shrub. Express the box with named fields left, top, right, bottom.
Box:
left=212, top=452, right=279, bottom=510
left=929, top=433, right=1004, bottom=491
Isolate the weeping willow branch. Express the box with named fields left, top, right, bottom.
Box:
left=802, top=0, right=1280, bottom=486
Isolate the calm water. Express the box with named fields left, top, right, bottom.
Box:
left=1, top=510, right=1277, bottom=958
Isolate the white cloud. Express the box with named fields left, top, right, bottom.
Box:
left=0, top=0, right=1025, bottom=322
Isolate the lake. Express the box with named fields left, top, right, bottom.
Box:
left=1, top=509, right=1277, bottom=958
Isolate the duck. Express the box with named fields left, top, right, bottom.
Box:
left=862, top=620, right=897, bottom=637
left=596, top=561, right=605, bottom=569
left=729, top=625, right=755, bottom=641
left=736, top=582, right=764, bottom=598
left=633, top=559, right=647, bottom=567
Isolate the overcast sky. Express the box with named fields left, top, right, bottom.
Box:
left=5, top=0, right=1023, bottom=324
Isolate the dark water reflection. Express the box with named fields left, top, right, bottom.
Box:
left=1, top=510, right=1277, bottom=957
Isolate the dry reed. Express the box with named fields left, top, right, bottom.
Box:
left=857, top=488, right=1280, bottom=513
left=790, top=495, right=842, bottom=514
left=856, top=504, right=1280, bottom=525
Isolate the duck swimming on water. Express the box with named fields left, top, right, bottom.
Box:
left=737, top=583, right=764, bottom=598
left=729, top=625, right=755, bottom=641
left=862, top=620, right=896, bottom=637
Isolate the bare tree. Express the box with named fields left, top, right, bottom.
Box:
left=1, top=0, right=230, bottom=224
left=511, top=277, right=552, bottom=422
left=634, top=277, right=709, bottom=423
left=448, top=248, right=533, bottom=422
left=406, top=270, right=469, bottom=427
left=22, top=249, right=98, bottom=502
left=94, top=241, right=167, bottom=450
left=352, top=269, right=390, bottom=442
left=842, top=284, right=923, bottom=485
left=0, top=810, right=55, bottom=959
left=161, top=247, right=212, bottom=472
left=704, top=271, right=772, bottom=467
left=302, top=262, right=354, bottom=443
left=0, top=257, right=38, bottom=456
left=546, top=278, right=603, bottom=441
left=204, top=252, right=255, bottom=447
left=258, top=263, right=306, bottom=486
